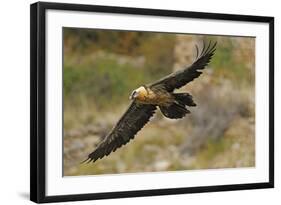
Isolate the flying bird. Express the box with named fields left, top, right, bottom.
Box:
left=83, top=41, right=217, bottom=163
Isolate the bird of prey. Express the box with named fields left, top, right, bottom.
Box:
left=83, top=41, right=216, bottom=163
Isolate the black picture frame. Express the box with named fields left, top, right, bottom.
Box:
left=30, top=1, right=274, bottom=203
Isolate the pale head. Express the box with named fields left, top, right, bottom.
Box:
left=129, top=86, right=148, bottom=100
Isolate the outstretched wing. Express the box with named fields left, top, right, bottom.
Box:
left=150, top=41, right=217, bottom=92
left=83, top=101, right=156, bottom=163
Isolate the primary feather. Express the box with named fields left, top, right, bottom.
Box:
left=150, top=41, right=216, bottom=92
left=83, top=102, right=156, bottom=163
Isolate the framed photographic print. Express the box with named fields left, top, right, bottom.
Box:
left=30, top=1, right=274, bottom=203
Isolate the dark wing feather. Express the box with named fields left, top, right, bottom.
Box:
left=83, top=101, right=156, bottom=163
left=150, top=41, right=217, bottom=92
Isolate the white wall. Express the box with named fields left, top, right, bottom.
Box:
left=0, top=0, right=279, bottom=204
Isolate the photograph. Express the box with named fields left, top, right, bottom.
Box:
left=30, top=2, right=274, bottom=202
left=63, top=28, right=255, bottom=176
left=0, top=0, right=278, bottom=203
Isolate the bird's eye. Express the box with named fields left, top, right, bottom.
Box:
left=132, top=91, right=136, bottom=96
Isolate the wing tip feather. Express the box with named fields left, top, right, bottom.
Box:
left=200, top=40, right=217, bottom=57
left=83, top=103, right=156, bottom=164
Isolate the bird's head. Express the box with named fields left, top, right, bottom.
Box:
left=129, top=86, right=148, bottom=100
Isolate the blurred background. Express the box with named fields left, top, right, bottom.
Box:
left=63, top=28, right=255, bottom=176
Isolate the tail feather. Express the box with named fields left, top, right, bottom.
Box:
left=160, top=93, right=196, bottom=119
left=160, top=103, right=190, bottom=119
left=173, top=93, right=196, bottom=107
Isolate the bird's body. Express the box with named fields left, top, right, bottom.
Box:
left=133, top=86, right=173, bottom=106
left=83, top=41, right=217, bottom=163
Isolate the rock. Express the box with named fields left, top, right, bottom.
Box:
left=153, top=160, right=171, bottom=171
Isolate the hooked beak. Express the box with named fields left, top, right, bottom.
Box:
left=129, top=91, right=138, bottom=100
